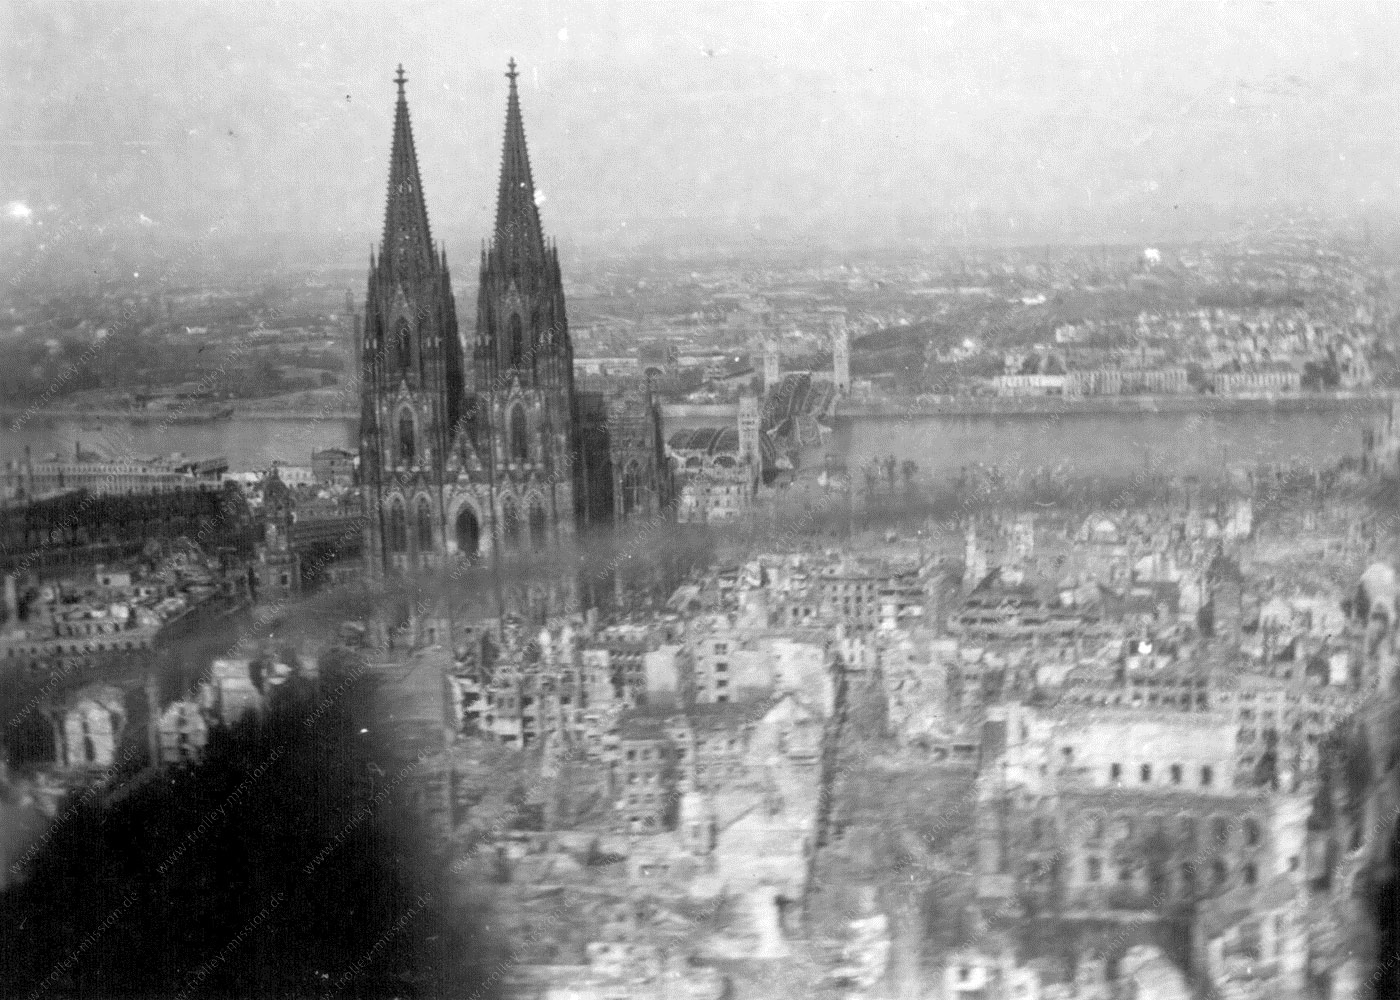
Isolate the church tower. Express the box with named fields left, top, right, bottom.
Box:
left=474, top=59, right=577, bottom=556
left=359, top=66, right=465, bottom=579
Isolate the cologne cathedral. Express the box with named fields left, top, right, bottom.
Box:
left=358, top=64, right=672, bottom=580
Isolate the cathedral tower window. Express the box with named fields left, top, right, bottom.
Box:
left=416, top=497, right=434, bottom=551
left=399, top=410, right=416, bottom=465
left=502, top=497, right=521, bottom=548
left=508, top=314, right=525, bottom=369
left=528, top=498, right=547, bottom=551
left=388, top=500, right=407, bottom=553
left=510, top=404, right=529, bottom=462
left=396, top=319, right=412, bottom=373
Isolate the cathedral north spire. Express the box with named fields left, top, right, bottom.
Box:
left=381, top=63, right=436, bottom=278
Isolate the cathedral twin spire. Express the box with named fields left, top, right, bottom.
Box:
left=380, top=60, right=549, bottom=279
left=368, top=58, right=570, bottom=437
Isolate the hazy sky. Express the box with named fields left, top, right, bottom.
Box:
left=3, top=1, right=1399, bottom=264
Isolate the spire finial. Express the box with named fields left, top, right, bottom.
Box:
left=395, top=64, right=407, bottom=95
left=506, top=58, right=518, bottom=85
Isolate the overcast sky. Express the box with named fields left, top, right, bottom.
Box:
left=3, top=1, right=1399, bottom=265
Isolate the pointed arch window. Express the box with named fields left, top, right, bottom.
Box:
left=399, top=410, right=416, bottom=466
left=416, top=496, right=434, bottom=551
left=508, top=314, right=525, bottom=369
left=455, top=507, right=481, bottom=560
left=502, top=497, right=521, bottom=549
left=396, top=319, right=413, bottom=373
left=528, top=498, right=547, bottom=551
left=510, top=404, right=529, bottom=463
left=388, top=499, right=407, bottom=553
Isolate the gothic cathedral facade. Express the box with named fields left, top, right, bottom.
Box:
left=360, top=64, right=672, bottom=580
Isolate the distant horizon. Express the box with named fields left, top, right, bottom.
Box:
left=4, top=203, right=1394, bottom=293
left=5, top=2, right=1400, bottom=288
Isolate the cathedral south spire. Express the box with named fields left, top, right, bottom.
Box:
left=471, top=57, right=581, bottom=557
left=493, top=58, right=547, bottom=264
left=475, top=57, right=573, bottom=393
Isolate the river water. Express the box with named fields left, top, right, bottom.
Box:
left=1, top=403, right=1382, bottom=481
left=838, top=404, right=1381, bottom=481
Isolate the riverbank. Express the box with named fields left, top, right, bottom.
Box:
left=229, top=406, right=357, bottom=420
left=8, top=388, right=1393, bottom=428
left=2, top=404, right=358, bottom=424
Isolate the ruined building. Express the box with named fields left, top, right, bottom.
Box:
left=359, top=64, right=671, bottom=579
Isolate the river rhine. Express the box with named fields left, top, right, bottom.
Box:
left=2, top=402, right=1385, bottom=483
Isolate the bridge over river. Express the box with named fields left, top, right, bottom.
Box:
left=664, top=391, right=1389, bottom=481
